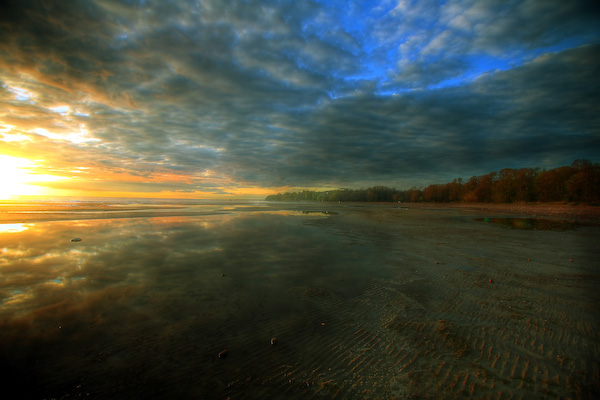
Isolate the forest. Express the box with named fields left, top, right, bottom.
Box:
left=265, top=160, right=600, bottom=204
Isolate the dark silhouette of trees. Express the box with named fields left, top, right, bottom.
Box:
left=567, top=160, right=600, bottom=203
left=462, top=173, right=495, bottom=202
left=265, top=160, right=600, bottom=204
left=447, top=178, right=463, bottom=202
left=535, top=166, right=573, bottom=202
left=490, top=168, right=537, bottom=203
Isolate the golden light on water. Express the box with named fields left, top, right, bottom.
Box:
left=0, top=223, right=28, bottom=233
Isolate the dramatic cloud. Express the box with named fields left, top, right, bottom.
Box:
left=0, top=0, right=599, bottom=197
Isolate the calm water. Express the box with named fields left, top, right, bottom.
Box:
left=472, top=217, right=588, bottom=231
left=1, top=200, right=599, bottom=399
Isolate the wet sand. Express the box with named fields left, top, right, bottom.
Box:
left=1, top=202, right=599, bottom=399
left=2, top=200, right=598, bottom=223
left=399, top=202, right=600, bottom=223
left=310, top=203, right=600, bottom=399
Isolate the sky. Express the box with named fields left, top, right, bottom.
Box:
left=1, top=0, right=599, bottom=199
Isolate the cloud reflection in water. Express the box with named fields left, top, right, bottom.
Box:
left=0, top=211, right=381, bottom=398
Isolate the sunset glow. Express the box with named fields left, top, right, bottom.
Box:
left=0, top=1, right=598, bottom=199
left=0, top=155, right=64, bottom=199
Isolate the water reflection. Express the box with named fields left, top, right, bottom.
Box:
left=0, top=223, right=29, bottom=233
left=0, top=212, right=383, bottom=399
left=2, top=207, right=598, bottom=399
left=473, top=216, right=586, bottom=230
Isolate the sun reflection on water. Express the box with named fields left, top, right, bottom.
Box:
left=0, top=223, right=29, bottom=233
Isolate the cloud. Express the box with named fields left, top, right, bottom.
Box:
left=384, top=0, right=600, bottom=89
left=0, top=0, right=599, bottom=195
left=238, top=44, right=600, bottom=187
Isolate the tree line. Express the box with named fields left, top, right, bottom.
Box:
left=265, top=160, right=600, bottom=204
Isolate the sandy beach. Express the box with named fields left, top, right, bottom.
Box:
left=1, top=201, right=598, bottom=399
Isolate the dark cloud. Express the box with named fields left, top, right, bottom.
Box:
left=0, top=0, right=599, bottom=195
left=235, top=44, right=600, bottom=187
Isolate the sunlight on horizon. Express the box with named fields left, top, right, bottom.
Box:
left=0, top=155, right=67, bottom=200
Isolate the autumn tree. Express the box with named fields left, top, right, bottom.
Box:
left=567, top=160, right=600, bottom=202
left=446, top=178, right=464, bottom=202
left=535, top=166, right=574, bottom=202
left=265, top=160, right=599, bottom=204
left=475, top=172, right=496, bottom=202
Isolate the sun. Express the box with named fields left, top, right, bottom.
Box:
left=0, top=155, right=47, bottom=199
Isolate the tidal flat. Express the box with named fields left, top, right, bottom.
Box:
left=0, top=201, right=599, bottom=399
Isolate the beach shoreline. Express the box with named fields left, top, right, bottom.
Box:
left=1, top=200, right=599, bottom=225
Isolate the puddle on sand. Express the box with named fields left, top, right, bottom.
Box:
left=473, top=217, right=584, bottom=231
left=301, top=210, right=338, bottom=215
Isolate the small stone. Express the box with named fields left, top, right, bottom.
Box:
left=218, top=349, right=228, bottom=359
left=270, top=337, right=278, bottom=345
left=71, top=238, right=82, bottom=242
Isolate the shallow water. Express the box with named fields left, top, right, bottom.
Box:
left=1, top=201, right=599, bottom=399
left=473, top=217, right=587, bottom=231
